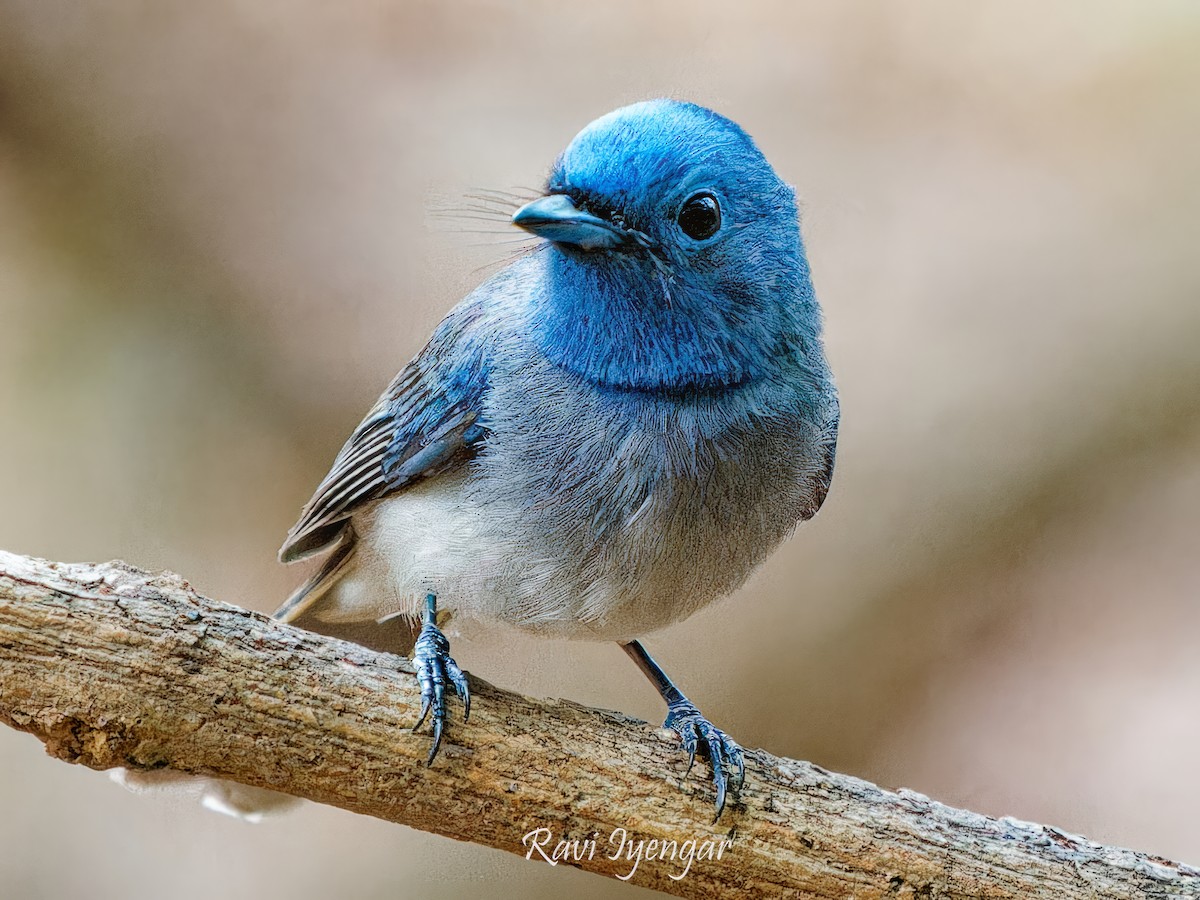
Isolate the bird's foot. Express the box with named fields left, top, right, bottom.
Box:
left=663, top=696, right=745, bottom=821
left=411, top=594, right=469, bottom=765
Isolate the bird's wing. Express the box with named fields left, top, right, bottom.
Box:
left=278, top=300, right=492, bottom=565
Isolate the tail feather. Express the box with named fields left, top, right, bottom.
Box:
left=272, top=530, right=356, bottom=624
left=275, top=526, right=421, bottom=655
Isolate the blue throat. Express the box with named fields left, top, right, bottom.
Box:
left=531, top=246, right=818, bottom=393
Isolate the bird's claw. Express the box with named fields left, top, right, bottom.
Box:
left=412, top=618, right=469, bottom=766
left=663, top=697, right=745, bottom=821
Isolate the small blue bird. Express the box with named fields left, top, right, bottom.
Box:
left=275, top=99, right=839, bottom=818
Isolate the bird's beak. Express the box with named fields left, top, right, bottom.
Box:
left=512, top=194, right=631, bottom=251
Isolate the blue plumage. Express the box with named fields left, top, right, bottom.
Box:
left=275, top=99, right=839, bottom=818
left=535, top=100, right=820, bottom=391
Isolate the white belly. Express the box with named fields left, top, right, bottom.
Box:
left=301, top=469, right=704, bottom=642
left=307, top=471, right=491, bottom=626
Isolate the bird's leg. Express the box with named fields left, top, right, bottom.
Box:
left=620, top=639, right=745, bottom=820
left=411, top=593, right=470, bottom=765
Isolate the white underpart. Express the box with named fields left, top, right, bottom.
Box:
left=308, top=472, right=519, bottom=630
left=315, top=477, right=473, bottom=623
left=305, top=470, right=652, bottom=640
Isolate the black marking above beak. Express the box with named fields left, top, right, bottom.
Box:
left=512, top=194, right=638, bottom=251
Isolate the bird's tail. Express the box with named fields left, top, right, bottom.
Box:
left=272, top=528, right=357, bottom=625
left=272, top=527, right=421, bottom=654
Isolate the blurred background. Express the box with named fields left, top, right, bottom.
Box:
left=1, top=1, right=1198, bottom=897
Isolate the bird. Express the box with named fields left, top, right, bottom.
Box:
left=271, top=98, right=839, bottom=819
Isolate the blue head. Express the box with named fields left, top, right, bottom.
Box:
left=513, top=100, right=821, bottom=392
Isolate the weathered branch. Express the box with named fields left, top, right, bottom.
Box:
left=0, top=550, right=1195, bottom=898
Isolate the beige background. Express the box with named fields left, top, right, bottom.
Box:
left=1, top=2, right=1197, bottom=898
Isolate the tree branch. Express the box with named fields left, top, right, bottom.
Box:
left=0, top=550, right=1195, bottom=899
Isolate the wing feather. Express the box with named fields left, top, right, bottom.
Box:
left=279, top=301, right=492, bottom=563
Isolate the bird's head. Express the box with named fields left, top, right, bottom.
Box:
left=513, top=99, right=821, bottom=393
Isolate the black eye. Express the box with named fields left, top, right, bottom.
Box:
left=677, top=192, right=721, bottom=240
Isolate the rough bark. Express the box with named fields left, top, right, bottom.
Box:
left=0, top=550, right=1195, bottom=899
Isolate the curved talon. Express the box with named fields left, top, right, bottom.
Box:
left=451, top=669, right=470, bottom=721
left=731, top=736, right=747, bottom=791
left=415, top=694, right=431, bottom=731
left=411, top=598, right=470, bottom=766
left=428, top=714, right=444, bottom=766
left=664, top=698, right=745, bottom=821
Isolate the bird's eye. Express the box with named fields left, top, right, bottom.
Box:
left=677, top=192, right=721, bottom=240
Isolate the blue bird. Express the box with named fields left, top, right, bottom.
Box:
left=274, top=99, right=839, bottom=818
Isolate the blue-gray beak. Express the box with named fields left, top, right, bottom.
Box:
left=512, top=194, right=631, bottom=251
